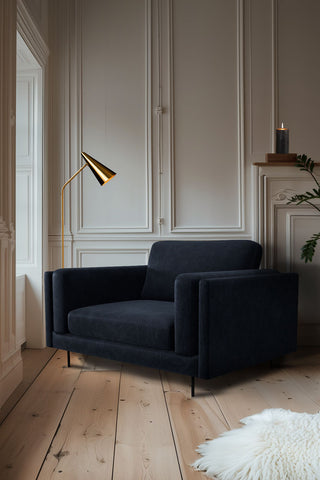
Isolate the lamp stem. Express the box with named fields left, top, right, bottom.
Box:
left=61, top=163, right=87, bottom=268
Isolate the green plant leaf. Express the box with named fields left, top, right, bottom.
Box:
left=301, top=232, right=320, bottom=263
left=290, top=154, right=320, bottom=261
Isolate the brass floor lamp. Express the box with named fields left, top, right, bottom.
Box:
left=61, top=151, right=116, bottom=268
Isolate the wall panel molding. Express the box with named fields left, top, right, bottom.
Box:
left=16, top=76, right=34, bottom=161
left=169, top=0, right=245, bottom=233
left=16, top=169, right=33, bottom=264
left=76, top=247, right=149, bottom=268
left=271, top=0, right=278, bottom=138
left=153, top=0, right=164, bottom=236
left=76, top=0, right=153, bottom=234
left=245, top=0, right=276, bottom=162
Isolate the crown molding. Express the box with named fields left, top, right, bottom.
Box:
left=17, top=0, right=49, bottom=67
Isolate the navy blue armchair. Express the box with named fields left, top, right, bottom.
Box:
left=45, top=240, right=299, bottom=396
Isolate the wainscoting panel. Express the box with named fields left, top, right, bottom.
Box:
left=277, top=0, right=320, bottom=156
left=16, top=74, right=35, bottom=265
left=169, top=0, right=244, bottom=232
left=244, top=0, right=275, bottom=163
left=16, top=76, right=34, bottom=160
left=79, top=0, right=152, bottom=233
left=76, top=248, right=149, bottom=268
left=16, top=170, right=33, bottom=264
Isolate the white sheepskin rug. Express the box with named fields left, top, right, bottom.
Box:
left=192, top=408, right=320, bottom=480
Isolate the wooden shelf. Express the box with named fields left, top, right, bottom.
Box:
left=254, top=161, right=320, bottom=166
left=253, top=162, right=297, bottom=166
left=265, top=153, right=297, bottom=163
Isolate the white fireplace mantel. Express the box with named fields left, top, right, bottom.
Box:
left=254, top=162, right=320, bottom=346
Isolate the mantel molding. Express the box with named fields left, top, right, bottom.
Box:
left=255, top=164, right=320, bottom=346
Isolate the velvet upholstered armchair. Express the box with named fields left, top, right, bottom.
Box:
left=45, top=240, right=299, bottom=396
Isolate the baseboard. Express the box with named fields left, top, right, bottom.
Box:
left=0, top=357, right=23, bottom=408
left=298, top=323, right=320, bottom=346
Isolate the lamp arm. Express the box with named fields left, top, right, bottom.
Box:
left=61, top=163, right=87, bottom=268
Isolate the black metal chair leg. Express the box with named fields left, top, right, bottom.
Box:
left=67, top=350, right=70, bottom=367
left=191, top=376, right=195, bottom=397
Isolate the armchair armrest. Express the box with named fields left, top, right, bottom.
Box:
left=45, top=265, right=147, bottom=338
left=174, top=269, right=274, bottom=356
left=198, top=271, right=298, bottom=378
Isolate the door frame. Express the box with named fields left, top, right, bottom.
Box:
left=17, top=0, right=49, bottom=347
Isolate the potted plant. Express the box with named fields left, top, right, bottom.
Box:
left=288, top=154, right=320, bottom=262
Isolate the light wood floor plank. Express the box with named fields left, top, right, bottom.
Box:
left=192, top=368, right=272, bottom=429
left=283, top=363, right=320, bottom=407
left=204, top=366, right=320, bottom=431
left=81, top=355, right=121, bottom=371
left=163, top=372, right=229, bottom=480
left=0, top=351, right=81, bottom=480
left=38, top=370, right=120, bottom=480
left=66, top=351, right=121, bottom=371
left=1, top=348, right=320, bottom=480
left=253, top=368, right=320, bottom=413
left=0, top=347, right=56, bottom=424
left=113, top=365, right=182, bottom=480
left=162, top=371, right=196, bottom=397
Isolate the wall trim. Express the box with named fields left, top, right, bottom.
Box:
left=76, top=247, right=150, bottom=268
left=271, top=0, right=278, bottom=136
left=169, top=0, right=245, bottom=233
left=154, top=0, right=164, bottom=236
left=17, top=0, right=49, bottom=67
left=247, top=0, right=275, bottom=158
left=76, top=0, right=153, bottom=234
left=16, top=169, right=33, bottom=264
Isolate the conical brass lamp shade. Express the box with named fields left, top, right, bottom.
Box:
left=61, top=152, right=116, bottom=268
left=81, top=152, right=117, bottom=185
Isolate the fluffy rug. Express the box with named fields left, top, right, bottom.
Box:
left=192, top=408, right=320, bottom=480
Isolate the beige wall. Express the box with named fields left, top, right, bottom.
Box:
left=277, top=0, right=320, bottom=157
left=46, top=0, right=320, bottom=340
left=48, top=0, right=248, bottom=268
left=0, top=1, right=318, bottom=406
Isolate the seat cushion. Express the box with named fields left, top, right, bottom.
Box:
left=68, top=300, right=174, bottom=351
left=141, top=240, right=262, bottom=301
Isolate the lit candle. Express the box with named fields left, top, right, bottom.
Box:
left=276, top=122, right=289, bottom=154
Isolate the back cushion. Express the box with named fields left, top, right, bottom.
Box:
left=141, top=240, right=262, bottom=301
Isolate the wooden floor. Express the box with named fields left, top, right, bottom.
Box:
left=1, top=348, right=320, bottom=480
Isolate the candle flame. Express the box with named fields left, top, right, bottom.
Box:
left=281, top=122, right=284, bottom=128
